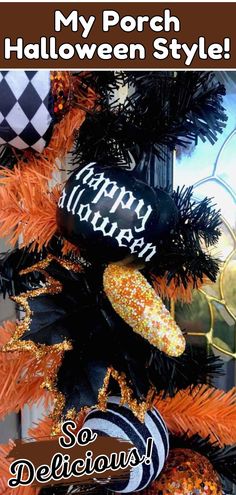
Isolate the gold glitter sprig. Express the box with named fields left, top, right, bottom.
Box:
left=97, top=367, right=156, bottom=422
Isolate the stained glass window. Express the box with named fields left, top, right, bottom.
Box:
left=175, top=72, right=236, bottom=357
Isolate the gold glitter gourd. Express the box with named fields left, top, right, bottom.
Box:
left=103, top=264, right=186, bottom=357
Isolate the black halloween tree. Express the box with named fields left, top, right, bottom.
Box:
left=0, top=71, right=236, bottom=495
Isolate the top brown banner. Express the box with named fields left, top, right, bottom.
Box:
left=0, top=2, right=235, bottom=68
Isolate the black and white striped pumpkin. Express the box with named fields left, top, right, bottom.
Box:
left=83, top=397, right=169, bottom=493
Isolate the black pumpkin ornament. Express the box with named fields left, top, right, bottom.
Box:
left=57, top=163, right=178, bottom=264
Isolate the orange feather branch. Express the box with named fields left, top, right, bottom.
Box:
left=28, top=413, right=85, bottom=441
left=155, top=384, right=236, bottom=446
left=152, top=273, right=207, bottom=303
left=0, top=179, right=61, bottom=250
left=0, top=442, right=40, bottom=495
left=0, top=321, right=61, bottom=420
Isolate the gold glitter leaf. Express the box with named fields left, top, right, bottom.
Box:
left=2, top=255, right=82, bottom=433
left=2, top=255, right=81, bottom=357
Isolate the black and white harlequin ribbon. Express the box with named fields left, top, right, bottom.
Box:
left=84, top=397, right=169, bottom=493
left=0, top=71, right=54, bottom=153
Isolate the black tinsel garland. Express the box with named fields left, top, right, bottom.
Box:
left=146, top=185, right=221, bottom=287
left=73, top=70, right=124, bottom=103
left=73, top=71, right=227, bottom=168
